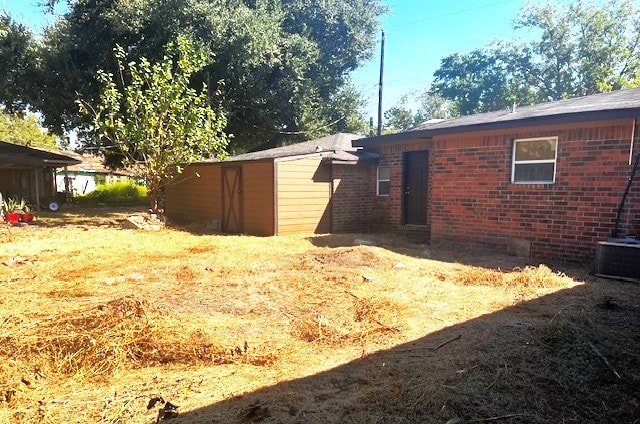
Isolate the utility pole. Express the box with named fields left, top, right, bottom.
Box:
left=377, top=30, right=385, bottom=136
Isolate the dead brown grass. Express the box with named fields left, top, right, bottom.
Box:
left=454, top=264, right=573, bottom=288
left=290, top=294, right=403, bottom=345
left=1, top=297, right=222, bottom=379
left=0, top=206, right=637, bottom=423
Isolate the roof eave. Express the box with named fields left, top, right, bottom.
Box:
left=353, top=132, right=432, bottom=147
left=43, top=159, right=83, bottom=166
left=355, top=108, right=640, bottom=147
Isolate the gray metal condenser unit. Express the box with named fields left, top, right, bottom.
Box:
left=595, top=240, right=640, bottom=281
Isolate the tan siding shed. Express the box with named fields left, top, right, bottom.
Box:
left=276, top=157, right=331, bottom=235
left=165, top=164, right=221, bottom=222
left=164, top=133, right=366, bottom=235
left=239, top=161, right=275, bottom=236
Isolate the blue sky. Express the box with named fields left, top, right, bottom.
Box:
left=353, top=0, right=544, bottom=118
left=3, top=0, right=577, bottom=119
left=1, top=0, right=65, bottom=32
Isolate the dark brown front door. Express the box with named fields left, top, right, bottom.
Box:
left=403, top=151, right=428, bottom=225
left=222, top=167, right=242, bottom=232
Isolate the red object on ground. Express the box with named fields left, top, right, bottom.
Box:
left=6, top=212, right=20, bottom=224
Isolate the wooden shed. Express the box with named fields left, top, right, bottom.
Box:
left=165, top=133, right=377, bottom=235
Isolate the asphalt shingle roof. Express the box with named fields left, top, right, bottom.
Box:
left=0, top=141, right=81, bottom=167
left=59, top=151, right=131, bottom=175
left=356, top=87, right=640, bottom=146
left=220, top=132, right=363, bottom=162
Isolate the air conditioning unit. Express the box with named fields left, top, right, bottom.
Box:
left=594, top=239, right=640, bottom=282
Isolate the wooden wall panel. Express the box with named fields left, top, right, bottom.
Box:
left=276, top=157, right=331, bottom=235
left=241, top=161, right=275, bottom=236
left=0, top=169, right=19, bottom=194
left=164, top=164, right=221, bottom=222
left=0, top=168, right=56, bottom=202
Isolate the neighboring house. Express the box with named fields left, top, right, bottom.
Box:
left=0, top=141, right=81, bottom=210
left=165, top=133, right=377, bottom=235
left=56, top=152, right=132, bottom=196
left=353, top=88, right=640, bottom=261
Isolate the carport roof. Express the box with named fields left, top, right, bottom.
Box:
left=0, top=141, right=81, bottom=168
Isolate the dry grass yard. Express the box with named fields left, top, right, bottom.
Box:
left=0, top=207, right=639, bottom=423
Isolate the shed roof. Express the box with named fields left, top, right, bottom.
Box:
left=323, top=150, right=379, bottom=164
left=355, top=87, right=640, bottom=147
left=221, top=132, right=364, bottom=162
left=58, top=151, right=132, bottom=176
left=0, top=141, right=81, bottom=168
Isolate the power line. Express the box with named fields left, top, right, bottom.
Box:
left=229, top=114, right=346, bottom=136
left=387, top=0, right=518, bottom=30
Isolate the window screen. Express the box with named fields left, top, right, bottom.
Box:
left=377, top=166, right=390, bottom=196
left=512, top=137, right=557, bottom=183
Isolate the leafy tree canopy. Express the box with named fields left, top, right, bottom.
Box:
left=384, top=95, right=419, bottom=134
left=78, top=36, right=229, bottom=212
left=33, top=0, right=384, bottom=152
left=0, top=112, right=58, bottom=149
left=383, top=92, right=458, bottom=133
left=0, top=13, right=38, bottom=114
left=430, top=0, right=640, bottom=115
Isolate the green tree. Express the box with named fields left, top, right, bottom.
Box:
left=514, top=0, right=640, bottom=98
left=78, top=37, right=229, bottom=212
left=384, top=101, right=418, bottom=133
left=384, top=92, right=458, bottom=133
left=416, top=91, right=459, bottom=121
left=0, top=113, right=58, bottom=148
left=0, top=13, right=38, bottom=114
left=383, top=93, right=431, bottom=133
left=36, top=0, right=384, bottom=151
left=432, top=47, right=536, bottom=115
left=431, top=0, right=640, bottom=114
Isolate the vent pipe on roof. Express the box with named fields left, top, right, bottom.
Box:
left=511, top=102, right=517, bottom=114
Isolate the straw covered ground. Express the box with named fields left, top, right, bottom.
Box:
left=0, top=207, right=638, bottom=423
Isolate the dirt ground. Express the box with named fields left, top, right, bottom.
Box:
left=0, top=206, right=638, bottom=424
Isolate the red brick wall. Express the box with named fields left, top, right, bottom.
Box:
left=370, top=141, right=432, bottom=237
left=368, top=119, right=640, bottom=261
left=331, top=163, right=375, bottom=232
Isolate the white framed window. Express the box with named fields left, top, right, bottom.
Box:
left=511, top=137, right=558, bottom=184
left=377, top=166, right=390, bottom=196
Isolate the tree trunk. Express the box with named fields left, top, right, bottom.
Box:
left=148, top=188, right=158, bottom=214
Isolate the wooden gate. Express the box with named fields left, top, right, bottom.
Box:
left=222, top=167, right=242, bottom=232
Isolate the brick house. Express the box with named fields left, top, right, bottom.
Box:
left=352, top=88, right=640, bottom=261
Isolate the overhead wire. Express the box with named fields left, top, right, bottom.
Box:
left=228, top=1, right=522, bottom=135
left=357, top=0, right=522, bottom=114
left=227, top=81, right=381, bottom=136
left=386, top=0, right=519, bottom=30
left=228, top=114, right=347, bottom=136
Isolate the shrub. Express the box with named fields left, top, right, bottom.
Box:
left=77, top=181, right=148, bottom=205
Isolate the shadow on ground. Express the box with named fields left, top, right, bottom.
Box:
left=308, top=234, right=593, bottom=281
left=171, top=279, right=640, bottom=423
left=32, top=205, right=146, bottom=228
